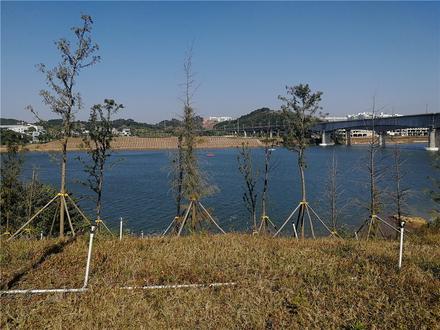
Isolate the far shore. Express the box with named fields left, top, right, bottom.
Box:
left=0, top=136, right=264, bottom=153
left=0, top=135, right=428, bottom=153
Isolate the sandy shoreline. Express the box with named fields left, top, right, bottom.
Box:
left=0, top=135, right=428, bottom=153
left=0, top=136, right=264, bottom=153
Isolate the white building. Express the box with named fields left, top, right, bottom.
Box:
left=0, top=124, right=45, bottom=142
left=346, top=112, right=403, bottom=120
left=208, top=116, right=232, bottom=122
left=388, top=128, right=428, bottom=136
left=120, top=128, right=131, bottom=136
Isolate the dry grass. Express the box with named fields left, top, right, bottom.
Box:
left=0, top=136, right=263, bottom=153
left=1, top=234, right=439, bottom=329
left=0, top=238, right=57, bottom=285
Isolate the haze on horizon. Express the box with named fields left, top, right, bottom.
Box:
left=1, top=1, right=439, bottom=123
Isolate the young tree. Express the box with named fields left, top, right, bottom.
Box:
left=259, top=138, right=277, bottom=234
left=355, top=99, right=391, bottom=240
left=237, top=143, right=258, bottom=232
left=26, top=14, right=100, bottom=237
left=82, top=99, right=123, bottom=230
left=163, top=46, right=224, bottom=235
left=391, top=144, right=409, bottom=236
left=275, top=84, right=332, bottom=238
left=324, top=149, right=345, bottom=234
left=169, top=131, right=184, bottom=231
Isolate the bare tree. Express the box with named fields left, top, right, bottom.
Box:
left=391, top=144, right=409, bottom=237
left=237, top=142, right=258, bottom=232
left=23, top=15, right=100, bottom=238
left=259, top=137, right=277, bottom=233
left=82, top=99, right=123, bottom=233
left=355, top=98, right=394, bottom=240
left=326, top=149, right=343, bottom=233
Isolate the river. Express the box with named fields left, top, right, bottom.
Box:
left=21, top=144, right=438, bottom=235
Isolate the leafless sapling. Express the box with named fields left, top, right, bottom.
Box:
left=237, top=142, right=258, bottom=232
left=259, top=137, right=277, bottom=233
left=355, top=98, right=389, bottom=240
left=326, top=149, right=343, bottom=233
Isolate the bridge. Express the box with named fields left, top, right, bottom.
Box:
left=212, top=113, right=440, bottom=151
left=310, top=113, right=440, bottom=151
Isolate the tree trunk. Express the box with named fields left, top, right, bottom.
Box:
left=59, top=137, right=68, bottom=238
left=96, top=163, right=104, bottom=221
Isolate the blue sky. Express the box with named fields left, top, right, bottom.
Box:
left=2, top=1, right=439, bottom=123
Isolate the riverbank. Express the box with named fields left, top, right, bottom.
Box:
left=349, top=135, right=428, bottom=145
left=0, top=136, right=264, bottom=152
left=1, top=233, right=439, bottom=328
left=0, top=135, right=428, bottom=152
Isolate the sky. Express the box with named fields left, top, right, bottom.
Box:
left=1, top=1, right=439, bottom=123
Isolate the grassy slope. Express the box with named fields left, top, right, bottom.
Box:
left=1, top=234, right=439, bottom=329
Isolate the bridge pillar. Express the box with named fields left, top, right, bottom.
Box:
left=269, top=130, right=273, bottom=139
left=378, top=131, right=386, bottom=147
left=319, top=131, right=334, bottom=146
left=425, top=128, right=439, bottom=151
left=345, top=129, right=351, bottom=146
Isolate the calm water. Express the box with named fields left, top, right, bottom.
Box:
left=21, top=144, right=438, bottom=235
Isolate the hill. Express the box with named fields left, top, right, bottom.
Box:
left=0, top=118, right=27, bottom=125
left=1, top=233, right=439, bottom=328
left=214, top=108, right=285, bottom=129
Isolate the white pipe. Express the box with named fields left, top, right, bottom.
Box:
left=83, top=225, right=96, bottom=288
left=0, top=282, right=236, bottom=296
left=0, top=288, right=87, bottom=295
left=292, top=223, right=298, bottom=240
left=399, top=221, right=405, bottom=269
left=119, top=217, right=123, bottom=241
left=121, top=282, right=236, bottom=290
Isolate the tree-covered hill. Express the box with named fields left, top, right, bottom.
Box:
left=214, top=108, right=285, bottom=129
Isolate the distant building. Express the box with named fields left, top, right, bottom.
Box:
left=208, top=116, right=232, bottom=122
left=388, top=128, right=428, bottom=136
left=346, top=112, right=403, bottom=120
left=324, top=116, right=348, bottom=122
left=0, top=124, right=45, bottom=142
left=203, top=116, right=233, bottom=129
left=120, top=128, right=131, bottom=136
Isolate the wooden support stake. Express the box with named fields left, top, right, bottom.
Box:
left=66, top=194, right=91, bottom=225
left=62, top=196, right=75, bottom=236
left=8, top=195, right=59, bottom=241
left=198, top=202, right=226, bottom=234
left=177, top=201, right=193, bottom=236
left=308, top=204, right=335, bottom=237
left=49, top=205, right=59, bottom=237
left=305, top=205, right=315, bottom=239
left=273, top=203, right=301, bottom=237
